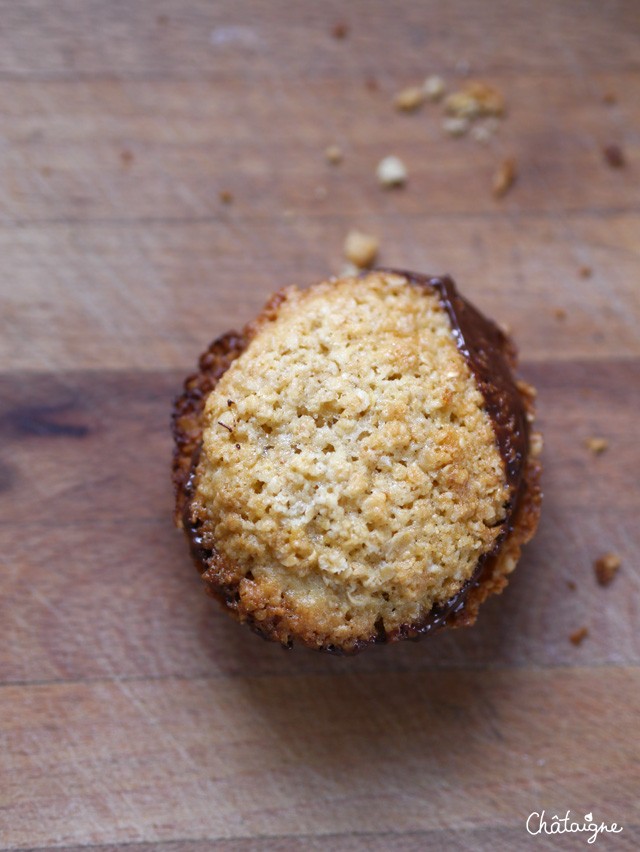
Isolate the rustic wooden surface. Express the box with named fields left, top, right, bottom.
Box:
left=1, top=2, right=639, bottom=850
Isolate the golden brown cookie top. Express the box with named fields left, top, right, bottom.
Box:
left=186, top=271, right=513, bottom=650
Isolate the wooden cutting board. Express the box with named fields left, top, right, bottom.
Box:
left=1, top=2, right=639, bottom=849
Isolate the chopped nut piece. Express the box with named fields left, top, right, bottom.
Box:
left=585, top=437, right=608, bottom=455
left=492, top=157, right=517, bottom=198
left=341, top=262, right=360, bottom=277
left=466, top=81, right=506, bottom=115
left=553, top=307, right=567, bottom=321
left=376, top=155, right=408, bottom=188
left=445, top=81, right=505, bottom=119
left=578, top=265, right=593, bottom=279
left=516, top=379, right=536, bottom=398
left=394, top=86, right=425, bottom=112
left=219, top=190, right=234, bottom=204
left=471, top=125, right=491, bottom=144
left=530, top=432, right=543, bottom=458
left=343, top=230, right=379, bottom=268
left=423, top=75, right=446, bottom=101
left=569, top=627, right=589, bottom=646
left=325, top=144, right=343, bottom=165
left=594, top=553, right=621, bottom=586
left=603, top=144, right=625, bottom=168
left=331, top=22, right=349, bottom=39
left=471, top=117, right=500, bottom=144
left=444, top=90, right=481, bottom=119
left=442, top=116, right=470, bottom=137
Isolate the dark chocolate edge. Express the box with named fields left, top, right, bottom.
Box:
left=371, top=269, right=531, bottom=645
left=175, top=271, right=532, bottom=653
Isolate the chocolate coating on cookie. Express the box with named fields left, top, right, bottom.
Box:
left=173, top=271, right=541, bottom=652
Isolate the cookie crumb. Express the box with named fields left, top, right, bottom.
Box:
left=376, top=155, right=408, bottom=188
left=471, top=119, right=499, bottom=144
left=594, top=553, right=621, bottom=586
left=492, top=157, right=517, bottom=198
left=219, top=189, right=234, bottom=204
left=553, top=307, right=567, bottom=321
left=341, top=262, right=360, bottom=277
left=325, top=144, right=343, bottom=165
left=585, top=436, right=608, bottom=455
left=530, top=432, right=543, bottom=458
left=516, top=379, right=536, bottom=398
left=569, top=626, right=589, bottom=646
left=394, top=86, right=425, bottom=113
left=120, top=148, right=134, bottom=167
left=343, top=230, right=379, bottom=268
left=423, top=75, right=446, bottom=101
left=445, top=80, right=505, bottom=119
left=443, top=116, right=470, bottom=137
left=331, top=22, right=349, bottom=40
left=578, top=265, right=592, bottom=279
left=603, top=144, right=625, bottom=168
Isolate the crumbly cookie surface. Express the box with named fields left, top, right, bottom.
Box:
left=187, top=271, right=512, bottom=649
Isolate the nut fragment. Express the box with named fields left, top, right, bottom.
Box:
left=594, top=553, right=621, bottom=586
left=443, top=117, right=470, bottom=137
left=423, top=75, right=446, bottom=101
left=585, top=436, right=608, bottom=455
left=394, top=86, right=425, bottom=112
left=325, top=144, right=343, bottom=165
left=376, top=155, right=408, bottom=188
left=471, top=117, right=500, bottom=144
left=516, top=379, right=536, bottom=398
left=340, top=262, right=360, bottom=277
left=569, top=627, right=589, bottom=646
left=343, top=230, right=379, bottom=268
left=445, top=81, right=505, bottom=119
left=530, top=432, right=544, bottom=458
left=492, top=157, right=517, bottom=198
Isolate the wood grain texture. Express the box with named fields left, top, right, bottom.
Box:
left=3, top=670, right=640, bottom=849
left=2, top=216, right=639, bottom=371
left=1, top=1, right=639, bottom=850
